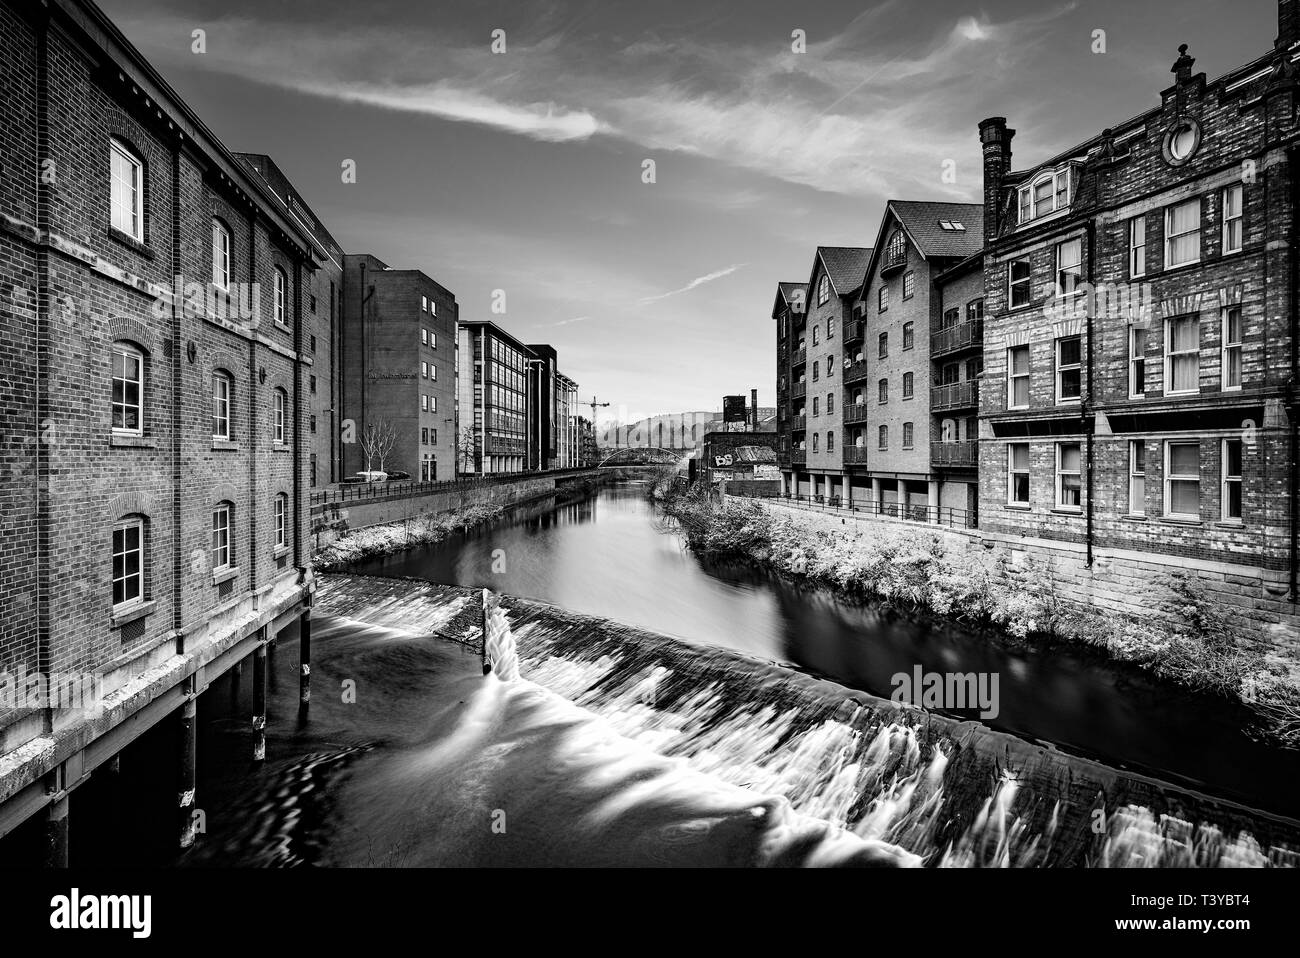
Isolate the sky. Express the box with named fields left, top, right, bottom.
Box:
left=100, top=0, right=1279, bottom=424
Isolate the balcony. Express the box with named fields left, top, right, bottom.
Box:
left=931, top=439, right=978, bottom=468
left=792, top=381, right=807, bottom=399
left=842, top=403, right=869, bottom=425
left=793, top=449, right=807, bottom=465
left=931, top=319, right=983, bottom=358
left=843, top=446, right=869, bottom=465
left=843, top=359, right=871, bottom=384
left=843, top=319, right=865, bottom=343
left=792, top=414, right=807, bottom=432
left=791, top=346, right=807, bottom=367
left=931, top=380, right=979, bottom=411
left=880, top=246, right=907, bottom=276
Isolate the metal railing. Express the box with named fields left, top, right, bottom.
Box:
left=843, top=359, right=871, bottom=384
left=931, top=380, right=979, bottom=411
left=842, top=402, right=869, bottom=425
left=792, top=449, right=807, bottom=464
left=740, top=490, right=978, bottom=530
left=792, top=414, right=807, bottom=431
left=931, top=439, right=978, bottom=467
left=792, top=346, right=807, bottom=367
left=843, top=319, right=864, bottom=342
left=881, top=247, right=908, bottom=275
left=931, top=319, right=983, bottom=357
left=310, top=466, right=600, bottom=507
left=842, top=446, right=869, bottom=464
left=792, top=382, right=807, bottom=399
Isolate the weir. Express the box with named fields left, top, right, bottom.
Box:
left=317, top=573, right=1300, bottom=868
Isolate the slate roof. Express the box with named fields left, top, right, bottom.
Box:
left=817, top=247, right=873, bottom=295
left=888, top=202, right=984, bottom=259
left=778, top=282, right=807, bottom=303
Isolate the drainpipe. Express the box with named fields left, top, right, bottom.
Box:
left=1288, top=147, right=1299, bottom=600
left=1084, top=218, right=1096, bottom=568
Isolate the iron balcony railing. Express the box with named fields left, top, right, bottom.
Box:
left=843, top=319, right=865, bottom=342
left=931, top=439, right=978, bottom=467
left=791, top=346, right=807, bottom=367
left=744, top=490, right=978, bottom=530
left=792, top=381, right=807, bottom=399
left=842, top=403, right=869, bottom=425
left=842, top=446, right=869, bottom=464
left=931, top=380, right=979, bottom=411
left=843, top=359, right=871, bottom=384
left=793, top=449, right=807, bottom=464
left=880, top=246, right=908, bottom=275
left=931, top=319, right=983, bottom=358
left=792, top=414, right=807, bottom=431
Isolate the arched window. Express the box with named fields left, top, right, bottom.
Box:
left=111, top=342, right=144, bottom=435
left=212, top=218, right=231, bottom=289
left=212, top=501, right=233, bottom=571
left=903, top=422, right=914, bottom=449
left=112, top=515, right=146, bottom=608
left=212, top=369, right=232, bottom=440
left=273, top=493, right=287, bottom=549
left=274, top=266, right=288, bottom=326
left=903, top=371, right=914, bottom=399
left=273, top=388, right=287, bottom=444
left=887, top=230, right=906, bottom=263
left=827, top=431, right=835, bottom=453
left=817, top=274, right=830, bottom=306
left=110, top=139, right=144, bottom=241
left=878, top=424, right=889, bottom=450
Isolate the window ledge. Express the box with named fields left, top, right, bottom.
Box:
left=212, top=439, right=239, bottom=451
left=107, top=227, right=154, bottom=259
left=274, top=321, right=292, bottom=334
left=273, top=442, right=292, bottom=453
left=1214, top=520, right=1245, bottom=530
left=1004, top=503, right=1032, bottom=511
left=112, top=599, right=156, bottom=629
left=110, top=434, right=156, bottom=448
left=1050, top=507, right=1083, bottom=516
left=272, top=544, right=291, bottom=559
left=212, top=565, right=239, bottom=586
left=1158, top=516, right=1202, bottom=527
left=1120, top=514, right=1148, bottom=522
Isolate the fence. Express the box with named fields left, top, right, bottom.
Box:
left=310, top=467, right=600, bottom=507
left=732, top=489, right=978, bottom=530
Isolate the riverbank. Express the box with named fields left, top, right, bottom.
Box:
left=654, top=481, right=1300, bottom=748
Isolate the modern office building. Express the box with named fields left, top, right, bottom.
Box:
left=457, top=321, right=530, bottom=473
left=340, top=254, right=457, bottom=481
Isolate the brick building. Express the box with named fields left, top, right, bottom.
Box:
left=235, top=153, right=344, bottom=487
left=852, top=202, right=983, bottom=520
left=778, top=248, right=871, bottom=499
left=0, top=0, right=316, bottom=849
left=978, top=0, right=1300, bottom=589
left=340, top=253, right=457, bottom=481
left=772, top=282, right=806, bottom=478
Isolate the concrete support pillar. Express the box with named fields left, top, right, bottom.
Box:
left=230, top=660, right=242, bottom=710
left=44, top=794, right=69, bottom=868
left=929, top=480, right=940, bottom=523
left=843, top=474, right=853, bottom=507
left=178, top=696, right=197, bottom=849
left=299, top=610, right=312, bottom=714
left=872, top=477, right=883, bottom=510
left=252, top=640, right=268, bottom=762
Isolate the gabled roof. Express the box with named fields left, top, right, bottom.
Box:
left=815, top=246, right=873, bottom=297
left=771, top=282, right=807, bottom=318
left=856, top=200, right=984, bottom=302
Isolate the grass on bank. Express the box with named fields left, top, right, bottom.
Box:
left=651, top=475, right=1300, bottom=748
left=313, top=502, right=504, bottom=572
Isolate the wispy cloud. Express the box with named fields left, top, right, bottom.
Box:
left=637, top=264, right=746, bottom=305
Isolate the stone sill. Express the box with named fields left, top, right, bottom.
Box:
left=211, top=439, right=239, bottom=451
left=1049, top=508, right=1083, bottom=516
left=272, top=545, right=291, bottom=560
left=212, top=566, right=239, bottom=586
left=1003, top=503, right=1032, bottom=511
left=106, top=227, right=155, bottom=259
left=111, top=599, right=156, bottom=629
left=110, top=434, right=156, bottom=449
left=1157, top=516, right=1203, bottom=527
left=273, top=443, right=291, bottom=453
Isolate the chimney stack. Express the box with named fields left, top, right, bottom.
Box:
left=750, top=388, right=759, bottom=430
left=1281, top=0, right=1299, bottom=48
left=979, top=117, right=1015, bottom=244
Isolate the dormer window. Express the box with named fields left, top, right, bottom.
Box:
left=1018, top=168, right=1071, bottom=224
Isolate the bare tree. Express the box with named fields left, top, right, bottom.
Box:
left=359, top=420, right=397, bottom=474
left=456, top=426, right=478, bottom=473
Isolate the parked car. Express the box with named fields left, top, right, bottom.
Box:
left=353, top=471, right=388, bottom=482
left=339, top=476, right=365, bottom=485
left=385, top=471, right=411, bottom=481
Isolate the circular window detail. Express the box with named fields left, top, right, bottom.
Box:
left=1162, top=119, right=1201, bottom=166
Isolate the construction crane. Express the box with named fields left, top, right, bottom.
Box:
left=586, top=395, right=612, bottom=454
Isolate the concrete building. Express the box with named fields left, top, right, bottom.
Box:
left=978, top=0, right=1300, bottom=588
left=457, top=320, right=530, bottom=473
left=340, top=254, right=457, bottom=481
left=0, top=0, right=316, bottom=854
left=556, top=371, right=578, bottom=467
left=852, top=201, right=984, bottom=521
left=525, top=345, right=580, bottom=471
left=235, top=153, right=344, bottom=487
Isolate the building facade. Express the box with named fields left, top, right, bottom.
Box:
left=0, top=0, right=315, bottom=847
left=236, top=154, right=345, bottom=488
left=978, top=3, right=1300, bottom=587
left=340, top=254, right=457, bottom=481
left=457, top=320, right=530, bottom=473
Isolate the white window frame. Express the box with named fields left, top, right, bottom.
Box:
left=212, top=219, right=230, bottom=290
left=274, top=494, right=287, bottom=549
left=1128, top=440, right=1146, bottom=516
left=110, top=139, right=143, bottom=241
left=112, top=518, right=144, bottom=610
left=212, top=504, right=232, bottom=571
left=273, top=388, right=286, bottom=444
left=1221, top=307, right=1242, bottom=391
left=430, top=364, right=436, bottom=381
left=817, top=275, right=830, bottom=306
left=1163, top=441, right=1200, bottom=521
left=1128, top=326, right=1147, bottom=398
left=1055, top=239, right=1083, bottom=297
left=212, top=371, right=231, bottom=440
left=903, top=371, right=914, bottom=399
left=274, top=267, right=287, bottom=326
left=1056, top=442, right=1082, bottom=511
left=902, top=271, right=915, bottom=300
left=1129, top=215, right=1146, bottom=278
left=1007, top=443, right=1030, bottom=505
left=421, top=328, right=428, bottom=346
left=111, top=343, right=144, bottom=436
left=878, top=285, right=888, bottom=312
left=421, top=295, right=429, bottom=312
left=1164, top=315, right=1200, bottom=395
left=421, top=394, right=428, bottom=412
left=422, top=362, right=428, bottom=379
left=1007, top=345, right=1030, bottom=410
left=1008, top=259, right=1032, bottom=309
left=1055, top=335, right=1082, bottom=404
left=1164, top=198, right=1201, bottom=269
left=430, top=395, right=436, bottom=413
left=1222, top=185, right=1243, bottom=255
left=1018, top=168, right=1070, bottom=224
left=1221, top=438, right=1243, bottom=523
